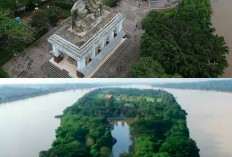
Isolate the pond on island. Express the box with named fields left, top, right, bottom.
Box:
left=111, top=121, right=132, bottom=157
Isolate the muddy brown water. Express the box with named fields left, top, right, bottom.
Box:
left=211, top=0, right=232, bottom=77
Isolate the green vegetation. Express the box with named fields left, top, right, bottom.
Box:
left=40, top=88, right=199, bottom=157
left=104, top=0, right=119, bottom=7
left=31, top=6, right=69, bottom=28
left=0, top=10, right=33, bottom=77
left=48, top=6, right=64, bottom=26
left=55, top=0, right=76, bottom=9
left=0, top=68, right=9, bottom=78
left=130, top=0, right=229, bottom=78
left=0, top=0, right=43, bottom=13
left=130, top=57, right=181, bottom=78
left=31, top=9, right=49, bottom=28
left=0, top=83, right=96, bottom=104
left=0, top=1, right=70, bottom=76
left=154, top=79, right=232, bottom=92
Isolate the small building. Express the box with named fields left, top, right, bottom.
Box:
left=105, top=94, right=113, bottom=99
left=48, top=6, right=126, bottom=78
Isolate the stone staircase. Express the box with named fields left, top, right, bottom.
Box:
left=43, top=61, right=71, bottom=78
left=91, top=38, right=130, bottom=78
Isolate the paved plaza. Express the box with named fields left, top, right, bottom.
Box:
left=2, top=0, right=178, bottom=78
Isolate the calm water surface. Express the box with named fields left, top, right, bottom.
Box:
left=163, top=88, right=232, bottom=157
left=0, top=89, right=90, bottom=157
left=111, top=121, right=132, bottom=157
left=211, top=0, right=232, bottom=77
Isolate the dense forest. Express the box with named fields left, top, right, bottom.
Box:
left=153, top=79, right=232, bottom=92
left=40, top=88, right=199, bottom=157
left=130, top=0, right=228, bottom=78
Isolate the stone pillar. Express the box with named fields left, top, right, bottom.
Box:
left=116, top=25, right=120, bottom=34
left=100, top=38, right=105, bottom=49
left=77, top=58, right=85, bottom=72
left=76, top=58, right=85, bottom=78
left=118, top=21, right=123, bottom=32
left=89, top=47, right=95, bottom=59
left=52, top=45, right=63, bottom=63
left=109, top=31, right=114, bottom=42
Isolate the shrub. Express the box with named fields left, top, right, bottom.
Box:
left=31, top=9, right=48, bottom=28
left=48, top=6, right=63, bottom=26
left=0, top=48, right=13, bottom=66
left=55, top=0, right=75, bottom=9
left=0, top=68, right=9, bottom=78
left=130, top=57, right=167, bottom=78
left=34, top=27, right=48, bottom=40
left=104, top=0, right=120, bottom=7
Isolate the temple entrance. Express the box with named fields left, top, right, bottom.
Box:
left=49, top=54, right=77, bottom=77
left=54, top=53, right=64, bottom=63
left=67, top=56, right=77, bottom=66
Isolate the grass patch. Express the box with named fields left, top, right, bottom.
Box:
left=0, top=48, right=13, bottom=66
left=104, top=0, right=120, bottom=7
left=0, top=68, right=9, bottom=78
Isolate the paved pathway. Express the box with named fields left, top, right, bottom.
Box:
left=92, top=0, right=178, bottom=77
left=1, top=0, right=176, bottom=78
left=2, top=18, right=71, bottom=78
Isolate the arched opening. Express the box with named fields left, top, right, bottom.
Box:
left=85, top=55, right=92, bottom=65
left=95, top=46, right=101, bottom=56
left=113, top=30, right=118, bottom=37
left=105, top=37, right=110, bottom=46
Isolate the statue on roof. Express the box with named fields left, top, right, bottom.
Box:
left=71, top=0, right=104, bottom=33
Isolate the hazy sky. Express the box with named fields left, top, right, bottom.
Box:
left=0, top=78, right=230, bottom=85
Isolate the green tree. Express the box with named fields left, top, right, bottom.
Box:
left=130, top=57, right=181, bottom=78
left=160, top=136, right=200, bottom=157
left=133, top=137, right=155, bottom=157
left=48, top=6, right=63, bottom=26
left=130, top=57, right=167, bottom=78
left=137, top=0, right=229, bottom=78
left=100, top=147, right=111, bottom=157
left=153, top=152, right=171, bottom=157
left=0, top=10, right=33, bottom=54
left=31, top=9, right=48, bottom=29
left=0, top=0, right=42, bottom=12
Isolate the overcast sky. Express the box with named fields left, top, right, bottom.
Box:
left=0, top=78, right=230, bottom=85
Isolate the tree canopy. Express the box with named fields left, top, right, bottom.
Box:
left=130, top=0, right=228, bottom=78
left=40, top=88, right=199, bottom=157
left=0, top=10, right=32, bottom=50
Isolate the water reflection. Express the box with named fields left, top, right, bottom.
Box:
left=111, top=121, right=132, bottom=157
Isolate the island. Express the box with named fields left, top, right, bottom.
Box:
left=40, top=88, right=199, bottom=157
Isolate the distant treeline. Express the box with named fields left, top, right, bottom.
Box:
left=0, top=83, right=96, bottom=104
left=153, top=79, right=232, bottom=92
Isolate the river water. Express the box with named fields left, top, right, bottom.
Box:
left=0, top=89, right=90, bottom=157
left=211, top=0, right=232, bottom=77
left=0, top=86, right=232, bottom=157
left=163, top=88, right=232, bottom=157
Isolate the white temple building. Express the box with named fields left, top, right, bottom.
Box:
left=48, top=6, right=126, bottom=78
